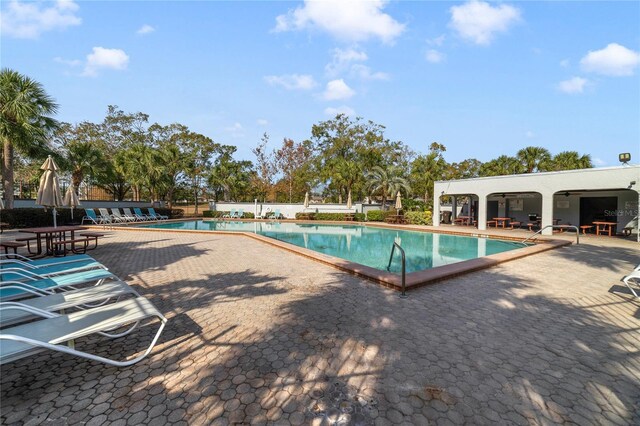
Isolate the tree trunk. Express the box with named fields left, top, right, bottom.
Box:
left=289, top=178, right=293, bottom=203
left=194, top=187, right=199, bottom=215
left=2, top=140, right=14, bottom=209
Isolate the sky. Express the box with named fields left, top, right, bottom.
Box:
left=2, top=0, right=639, bottom=167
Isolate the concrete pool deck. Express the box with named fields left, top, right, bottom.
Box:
left=0, top=228, right=638, bottom=424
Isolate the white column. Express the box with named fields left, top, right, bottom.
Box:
left=433, top=195, right=441, bottom=227
left=541, top=192, right=554, bottom=235
left=477, top=194, right=488, bottom=230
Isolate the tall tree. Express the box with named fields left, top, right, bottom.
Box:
left=366, top=165, right=411, bottom=209
left=409, top=142, right=448, bottom=204
left=0, top=69, right=59, bottom=208
left=479, top=155, right=523, bottom=176
left=517, top=146, right=552, bottom=173
left=274, top=138, right=311, bottom=203
left=54, top=122, right=108, bottom=194
left=548, top=151, right=593, bottom=171
left=182, top=132, right=219, bottom=214
left=251, top=132, right=276, bottom=202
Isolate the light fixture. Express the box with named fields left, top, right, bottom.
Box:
left=619, top=153, right=631, bottom=164
left=501, top=193, right=506, bottom=198
left=564, top=192, right=570, bottom=197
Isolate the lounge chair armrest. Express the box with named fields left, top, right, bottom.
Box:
left=0, top=302, right=59, bottom=318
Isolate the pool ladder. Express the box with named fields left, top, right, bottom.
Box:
left=521, top=225, right=579, bottom=245
left=387, top=242, right=407, bottom=298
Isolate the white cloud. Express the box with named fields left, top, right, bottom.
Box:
left=326, top=48, right=368, bottom=76
left=257, top=119, right=269, bottom=126
left=54, top=56, right=82, bottom=67
left=350, top=64, right=389, bottom=80
left=264, top=74, right=317, bottom=90
left=580, top=43, right=640, bottom=76
left=427, top=34, right=446, bottom=47
left=1, top=0, right=81, bottom=39
left=323, top=79, right=355, bottom=100
left=225, top=122, right=244, bottom=138
left=325, top=48, right=388, bottom=80
left=557, top=76, right=588, bottom=94
left=82, top=47, right=129, bottom=77
left=449, top=1, right=521, bottom=45
left=324, top=106, right=355, bottom=117
left=137, top=24, right=155, bottom=35
left=426, top=49, right=445, bottom=64
left=274, top=0, right=405, bottom=44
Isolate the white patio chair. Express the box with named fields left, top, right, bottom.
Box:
left=0, top=297, right=167, bottom=366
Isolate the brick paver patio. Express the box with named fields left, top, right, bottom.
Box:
left=1, top=229, right=639, bottom=425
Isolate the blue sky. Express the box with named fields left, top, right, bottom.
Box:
left=2, top=0, right=639, bottom=166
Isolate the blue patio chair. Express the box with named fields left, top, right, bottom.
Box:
left=223, top=209, right=237, bottom=219
left=82, top=208, right=109, bottom=225
left=147, top=208, right=168, bottom=220
left=133, top=208, right=152, bottom=221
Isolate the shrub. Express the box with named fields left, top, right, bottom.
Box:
left=366, top=210, right=393, bottom=222
left=405, top=210, right=433, bottom=226
left=202, top=210, right=254, bottom=219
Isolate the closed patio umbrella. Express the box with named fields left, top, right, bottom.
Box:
left=36, top=155, right=64, bottom=227
left=303, top=192, right=309, bottom=209
left=64, top=184, right=81, bottom=220
left=346, top=190, right=352, bottom=210
left=395, top=191, right=402, bottom=215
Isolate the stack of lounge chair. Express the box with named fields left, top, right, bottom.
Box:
left=0, top=253, right=167, bottom=367
left=81, top=208, right=169, bottom=226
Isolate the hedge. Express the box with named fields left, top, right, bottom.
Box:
left=366, top=209, right=393, bottom=222
left=202, top=210, right=254, bottom=219
left=0, top=207, right=178, bottom=229
left=294, top=212, right=365, bottom=221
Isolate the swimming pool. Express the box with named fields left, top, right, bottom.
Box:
left=140, top=220, right=527, bottom=274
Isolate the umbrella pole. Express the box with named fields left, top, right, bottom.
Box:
left=53, top=207, right=57, bottom=227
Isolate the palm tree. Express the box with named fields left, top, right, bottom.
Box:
left=549, top=151, right=593, bottom=171
left=366, top=165, right=411, bottom=209
left=516, top=146, right=551, bottom=173
left=59, top=139, right=107, bottom=192
left=480, top=155, right=523, bottom=176
left=0, top=69, right=59, bottom=208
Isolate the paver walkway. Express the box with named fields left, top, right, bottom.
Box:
left=1, top=229, right=639, bottom=425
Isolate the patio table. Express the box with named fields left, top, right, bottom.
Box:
left=18, top=225, right=87, bottom=257
left=592, top=221, right=617, bottom=236
left=493, top=217, right=511, bottom=228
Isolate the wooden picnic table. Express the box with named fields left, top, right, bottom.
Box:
left=592, top=221, right=617, bottom=236
left=492, top=217, right=511, bottom=228
left=19, top=225, right=87, bottom=257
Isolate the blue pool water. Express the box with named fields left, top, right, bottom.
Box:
left=140, top=221, right=525, bottom=274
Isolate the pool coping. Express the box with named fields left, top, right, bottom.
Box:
left=104, top=219, right=572, bottom=291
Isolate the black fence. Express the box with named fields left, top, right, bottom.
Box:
left=12, top=182, right=116, bottom=201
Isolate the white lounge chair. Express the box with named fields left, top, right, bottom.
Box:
left=123, top=208, right=144, bottom=222
left=0, top=297, right=167, bottom=366
left=111, top=208, right=136, bottom=223
left=0, top=280, right=138, bottom=326
left=622, top=270, right=640, bottom=298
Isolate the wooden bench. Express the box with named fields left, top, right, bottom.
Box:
left=15, top=237, right=38, bottom=255
left=0, top=241, right=26, bottom=257
left=79, top=232, right=105, bottom=251
left=0, top=222, right=10, bottom=234
left=579, top=225, right=593, bottom=235
left=508, top=221, right=521, bottom=229
left=50, top=238, right=91, bottom=256
left=486, top=220, right=497, bottom=227
left=527, top=223, right=537, bottom=231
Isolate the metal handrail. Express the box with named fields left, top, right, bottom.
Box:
left=386, top=242, right=407, bottom=298
left=522, top=225, right=579, bottom=245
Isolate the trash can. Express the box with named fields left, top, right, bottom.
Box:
left=441, top=211, right=452, bottom=224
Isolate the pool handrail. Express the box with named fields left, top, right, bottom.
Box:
left=386, top=242, right=407, bottom=298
